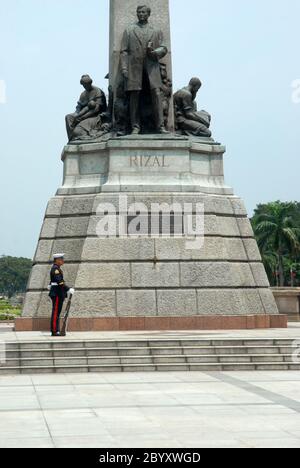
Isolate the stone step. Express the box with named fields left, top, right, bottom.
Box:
left=4, top=338, right=296, bottom=351
left=4, top=345, right=297, bottom=358
left=2, top=337, right=298, bottom=374
left=1, top=353, right=297, bottom=367
left=1, top=362, right=300, bottom=375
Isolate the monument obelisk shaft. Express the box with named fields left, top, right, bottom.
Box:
left=109, top=0, right=174, bottom=129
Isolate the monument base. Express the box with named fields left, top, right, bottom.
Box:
left=21, top=136, right=284, bottom=330
left=15, top=314, right=287, bottom=332
left=59, top=135, right=232, bottom=195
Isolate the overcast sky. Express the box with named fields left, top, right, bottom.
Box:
left=0, top=0, right=300, bottom=258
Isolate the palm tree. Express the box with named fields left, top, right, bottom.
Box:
left=260, top=250, right=278, bottom=286
left=252, top=202, right=300, bottom=286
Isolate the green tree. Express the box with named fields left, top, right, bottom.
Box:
left=252, top=202, right=300, bottom=287
left=0, top=256, right=32, bottom=298
left=260, top=250, right=278, bottom=286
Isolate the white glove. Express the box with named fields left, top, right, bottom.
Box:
left=47, top=285, right=51, bottom=291
left=68, top=288, right=75, bottom=296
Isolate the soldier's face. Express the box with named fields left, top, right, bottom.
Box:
left=56, top=259, right=64, bottom=266
left=137, top=8, right=149, bottom=22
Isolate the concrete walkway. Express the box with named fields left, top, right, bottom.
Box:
left=0, top=324, right=299, bottom=448
left=0, top=370, right=300, bottom=448
left=1, top=322, right=300, bottom=342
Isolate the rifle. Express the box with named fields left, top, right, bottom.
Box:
left=60, top=294, right=73, bottom=337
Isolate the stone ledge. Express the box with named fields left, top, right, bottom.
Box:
left=63, top=136, right=225, bottom=155
left=46, top=194, right=249, bottom=217
left=271, top=287, right=300, bottom=297
left=38, top=214, right=255, bottom=240
left=15, top=314, right=288, bottom=332
left=59, top=136, right=231, bottom=195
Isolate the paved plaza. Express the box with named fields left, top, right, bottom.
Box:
left=0, top=324, right=299, bottom=448
left=0, top=369, right=300, bottom=448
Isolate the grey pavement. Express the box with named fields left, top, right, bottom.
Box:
left=1, top=322, right=300, bottom=343
left=0, top=370, right=300, bottom=448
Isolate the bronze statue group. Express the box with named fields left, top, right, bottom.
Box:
left=65, top=5, right=212, bottom=143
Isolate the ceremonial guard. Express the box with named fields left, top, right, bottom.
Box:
left=48, top=254, right=75, bottom=337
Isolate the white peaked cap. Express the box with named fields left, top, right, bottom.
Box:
left=53, top=253, right=65, bottom=259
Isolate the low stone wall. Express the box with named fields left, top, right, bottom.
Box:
left=272, top=288, right=300, bottom=322
left=15, top=314, right=287, bottom=332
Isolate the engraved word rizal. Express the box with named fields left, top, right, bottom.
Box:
left=130, top=154, right=169, bottom=168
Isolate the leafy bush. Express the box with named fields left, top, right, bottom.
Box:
left=0, top=299, right=21, bottom=321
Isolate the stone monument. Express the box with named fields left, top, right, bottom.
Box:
left=16, top=0, right=287, bottom=331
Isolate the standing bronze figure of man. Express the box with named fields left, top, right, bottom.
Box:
left=120, top=5, right=169, bottom=135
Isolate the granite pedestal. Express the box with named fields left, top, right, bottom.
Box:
left=16, top=136, right=286, bottom=331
